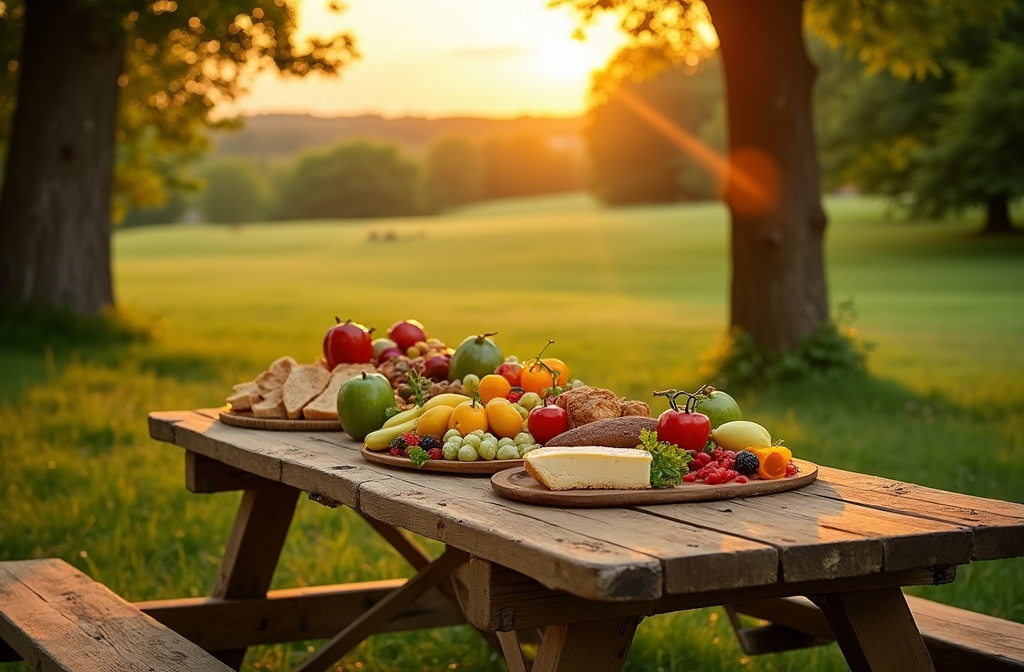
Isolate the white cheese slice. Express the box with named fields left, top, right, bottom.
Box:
left=523, top=446, right=652, bottom=491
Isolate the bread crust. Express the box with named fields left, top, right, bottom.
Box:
left=544, top=416, right=658, bottom=448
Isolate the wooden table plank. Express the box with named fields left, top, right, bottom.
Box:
left=810, top=466, right=1024, bottom=560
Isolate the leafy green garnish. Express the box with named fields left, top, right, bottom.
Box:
left=406, top=369, right=430, bottom=407
left=407, top=446, right=431, bottom=467
left=638, top=428, right=693, bottom=489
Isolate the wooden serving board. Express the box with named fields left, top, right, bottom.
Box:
left=219, top=410, right=342, bottom=432
left=490, top=458, right=818, bottom=507
left=361, top=446, right=523, bottom=475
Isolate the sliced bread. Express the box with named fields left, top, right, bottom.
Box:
left=283, top=364, right=332, bottom=419
left=303, top=363, right=377, bottom=420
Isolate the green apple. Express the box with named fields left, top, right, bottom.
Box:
left=693, top=387, right=742, bottom=429
left=337, top=372, right=397, bottom=441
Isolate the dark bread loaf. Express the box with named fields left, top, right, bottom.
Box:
left=544, top=416, right=658, bottom=448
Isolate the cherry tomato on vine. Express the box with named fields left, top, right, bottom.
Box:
left=653, top=388, right=712, bottom=451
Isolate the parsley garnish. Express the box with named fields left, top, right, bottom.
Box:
left=638, top=428, right=693, bottom=489
left=407, top=446, right=431, bottom=467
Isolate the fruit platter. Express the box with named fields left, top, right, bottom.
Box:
left=221, top=318, right=818, bottom=496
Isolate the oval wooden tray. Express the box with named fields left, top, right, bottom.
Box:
left=361, top=446, right=523, bottom=475
left=490, top=458, right=818, bottom=507
left=219, top=410, right=342, bottom=432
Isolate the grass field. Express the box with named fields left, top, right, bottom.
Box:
left=1, top=193, right=1022, bottom=671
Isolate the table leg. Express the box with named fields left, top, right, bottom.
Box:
left=211, top=485, right=301, bottom=668
left=813, top=587, right=935, bottom=672
left=530, top=616, right=641, bottom=672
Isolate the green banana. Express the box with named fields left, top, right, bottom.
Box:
left=382, top=393, right=470, bottom=429
left=364, top=418, right=418, bottom=451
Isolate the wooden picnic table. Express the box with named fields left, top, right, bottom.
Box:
left=145, top=408, right=1024, bottom=672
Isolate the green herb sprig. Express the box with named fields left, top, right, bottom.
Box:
left=638, top=428, right=693, bottom=489
left=407, top=446, right=431, bottom=467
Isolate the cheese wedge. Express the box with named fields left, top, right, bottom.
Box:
left=524, top=446, right=652, bottom=491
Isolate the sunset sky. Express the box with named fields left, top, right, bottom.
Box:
left=232, top=0, right=629, bottom=119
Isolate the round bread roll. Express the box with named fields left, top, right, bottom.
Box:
left=544, top=416, right=658, bottom=448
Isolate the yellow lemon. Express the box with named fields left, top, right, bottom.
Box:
left=485, top=398, right=524, bottom=439
left=416, top=405, right=455, bottom=438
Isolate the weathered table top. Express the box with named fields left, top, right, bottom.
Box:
left=149, top=408, right=1024, bottom=604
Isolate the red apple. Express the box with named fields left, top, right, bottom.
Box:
left=387, top=319, right=427, bottom=351
left=419, top=354, right=450, bottom=381
left=375, top=346, right=404, bottom=366
left=528, top=403, right=570, bottom=445
left=324, top=317, right=374, bottom=368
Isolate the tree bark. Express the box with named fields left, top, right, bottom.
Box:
left=982, top=193, right=1015, bottom=234
left=0, top=0, right=123, bottom=315
left=704, top=0, right=830, bottom=353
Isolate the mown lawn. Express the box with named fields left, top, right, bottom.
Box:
left=1, top=193, right=1021, bottom=671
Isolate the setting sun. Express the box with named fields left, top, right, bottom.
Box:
left=231, top=0, right=628, bottom=119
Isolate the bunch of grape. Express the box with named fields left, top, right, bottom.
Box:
left=441, top=429, right=538, bottom=461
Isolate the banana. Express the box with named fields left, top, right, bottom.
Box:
left=382, top=393, right=470, bottom=429
left=364, top=418, right=418, bottom=451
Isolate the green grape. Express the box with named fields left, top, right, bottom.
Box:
left=442, top=441, right=461, bottom=460
left=518, top=392, right=542, bottom=411
left=495, top=444, right=520, bottom=461
left=514, top=432, right=534, bottom=446
left=518, top=443, right=539, bottom=457
left=462, top=374, right=480, bottom=395
left=469, top=429, right=486, bottom=438
left=461, top=434, right=481, bottom=449
left=512, top=403, right=529, bottom=420
left=497, top=437, right=515, bottom=448
left=478, top=438, right=498, bottom=460
left=443, top=429, right=462, bottom=442
left=458, top=444, right=479, bottom=462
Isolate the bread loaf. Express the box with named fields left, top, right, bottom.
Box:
left=283, top=364, right=332, bottom=419
left=544, top=416, right=658, bottom=448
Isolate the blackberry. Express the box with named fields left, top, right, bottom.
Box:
left=734, top=450, right=760, bottom=476
left=388, top=436, right=408, bottom=450
left=419, top=435, right=442, bottom=450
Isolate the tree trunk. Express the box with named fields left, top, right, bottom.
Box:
left=982, top=193, right=1015, bottom=234
left=0, top=0, right=123, bottom=316
left=704, top=0, right=829, bottom=353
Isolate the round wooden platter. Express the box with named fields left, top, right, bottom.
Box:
left=218, top=409, right=342, bottom=432
left=360, top=446, right=523, bottom=475
left=490, top=458, right=818, bottom=507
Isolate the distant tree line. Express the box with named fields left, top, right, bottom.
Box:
left=132, top=131, right=585, bottom=225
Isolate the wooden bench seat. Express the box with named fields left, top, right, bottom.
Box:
left=0, top=558, right=231, bottom=671
left=727, top=594, right=1024, bottom=671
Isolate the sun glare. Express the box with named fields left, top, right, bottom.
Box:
left=534, top=39, right=606, bottom=82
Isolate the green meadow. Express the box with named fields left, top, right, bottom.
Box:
left=2, top=194, right=1022, bottom=671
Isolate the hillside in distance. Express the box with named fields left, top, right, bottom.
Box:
left=210, top=113, right=586, bottom=158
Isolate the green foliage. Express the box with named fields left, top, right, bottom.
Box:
left=586, top=55, right=723, bottom=205
left=199, top=159, right=268, bottom=224
left=274, top=141, right=424, bottom=220
left=0, top=302, right=160, bottom=351
left=701, top=299, right=872, bottom=389
left=0, top=0, right=357, bottom=215
left=423, top=135, right=484, bottom=210
left=480, top=133, right=583, bottom=199
left=638, top=428, right=693, bottom=488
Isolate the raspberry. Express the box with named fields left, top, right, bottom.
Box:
left=785, top=461, right=799, bottom=477
left=389, top=446, right=407, bottom=457
left=735, top=475, right=749, bottom=484
left=427, top=447, right=443, bottom=460
left=506, top=386, right=525, bottom=403
left=419, top=435, right=441, bottom=450
left=401, top=432, right=420, bottom=447
left=683, top=472, right=697, bottom=483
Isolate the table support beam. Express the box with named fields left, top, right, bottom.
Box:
left=295, top=546, right=470, bottom=672
left=813, top=587, right=935, bottom=672
left=531, top=616, right=641, bottom=672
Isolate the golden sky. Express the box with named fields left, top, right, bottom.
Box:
left=231, top=0, right=628, bottom=119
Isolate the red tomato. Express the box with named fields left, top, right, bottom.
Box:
left=656, top=409, right=711, bottom=452
left=528, top=403, right=570, bottom=445
left=324, top=318, right=374, bottom=368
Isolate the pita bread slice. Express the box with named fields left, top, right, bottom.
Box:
left=227, top=380, right=262, bottom=412
left=302, top=366, right=360, bottom=420
left=251, top=387, right=286, bottom=418
left=256, top=356, right=297, bottom=394
left=283, top=364, right=332, bottom=419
